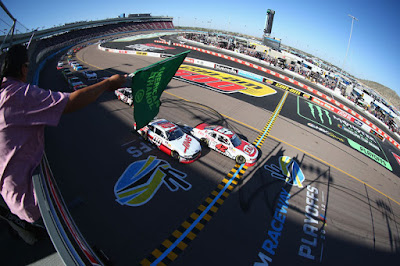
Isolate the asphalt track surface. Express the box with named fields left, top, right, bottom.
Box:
left=19, top=32, right=400, bottom=265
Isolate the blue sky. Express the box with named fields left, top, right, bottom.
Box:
left=2, top=0, right=400, bottom=95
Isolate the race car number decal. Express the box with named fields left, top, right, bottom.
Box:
left=216, top=144, right=228, bottom=153
left=153, top=136, right=162, bottom=146
left=243, top=145, right=255, bottom=155
left=159, top=122, right=175, bottom=129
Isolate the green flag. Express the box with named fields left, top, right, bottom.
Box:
left=131, top=51, right=190, bottom=129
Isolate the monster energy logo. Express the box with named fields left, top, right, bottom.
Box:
left=307, top=102, right=332, bottom=125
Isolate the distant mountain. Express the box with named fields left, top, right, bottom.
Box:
left=357, top=79, right=400, bottom=111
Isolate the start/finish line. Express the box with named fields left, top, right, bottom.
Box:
left=141, top=91, right=290, bottom=266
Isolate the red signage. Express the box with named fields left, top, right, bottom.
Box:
left=392, top=152, right=400, bottom=166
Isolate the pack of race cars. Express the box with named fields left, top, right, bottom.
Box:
left=60, top=46, right=258, bottom=166
left=57, top=49, right=99, bottom=91
left=134, top=118, right=259, bottom=166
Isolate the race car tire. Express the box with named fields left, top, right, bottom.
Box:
left=200, top=138, right=209, bottom=147
left=141, top=131, right=148, bottom=141
left=171, top=150, right=180, bottom=160
left=235, top=155, right=246, bottom=165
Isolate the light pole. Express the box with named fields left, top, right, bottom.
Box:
left=27, top=27, right=39, bottom=48
left=342, top=14, right=358, bottom=73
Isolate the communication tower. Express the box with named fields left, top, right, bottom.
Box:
left=263, top=9, right=281, bottom=50
left=264, top=9, right=275, bottom=35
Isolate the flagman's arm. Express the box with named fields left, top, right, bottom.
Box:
left=63, top=74, right=127, bottom=114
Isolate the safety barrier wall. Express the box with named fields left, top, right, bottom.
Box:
left=100, top=39, right=400, bottom=151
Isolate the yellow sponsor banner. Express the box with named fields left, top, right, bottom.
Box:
left=179, top=65, right=276, bottom=97
left=136, top=51, right=148, bottom=56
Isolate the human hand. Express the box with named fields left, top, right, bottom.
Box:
left=107, top=74, right=128, bottom=91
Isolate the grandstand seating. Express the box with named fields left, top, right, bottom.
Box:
left=26, top=20, right=174, bottom=82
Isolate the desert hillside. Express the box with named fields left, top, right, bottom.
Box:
left=357, top=79, right=400, bottom=111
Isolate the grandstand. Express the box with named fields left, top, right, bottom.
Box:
left=1, top=3, right=174, bottom=85
left=0, top=15, right=174, bottom=49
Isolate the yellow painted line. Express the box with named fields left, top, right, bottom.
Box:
left=271, top=135, right=400, bottom=206
left=76, top=53, right=109, bottom=71
left=163, top=90, right=400, bottom=207
left=76, top=54, right=400, bottom=206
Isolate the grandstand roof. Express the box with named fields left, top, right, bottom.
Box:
left=0, top=15, right=173, bottom=49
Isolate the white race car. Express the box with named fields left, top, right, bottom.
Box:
left=191, top=123, right=258, bottom=166
left=134, top=119, right=201, bottom=164
left=115, top=87, right=133, bottom=106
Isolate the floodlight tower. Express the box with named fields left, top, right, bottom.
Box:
left=342, top=14, right=358, bottom=72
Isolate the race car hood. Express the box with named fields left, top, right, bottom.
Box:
left=236, top=140, right=258, bottom=158
left=170, top=134, right=201, bottom=156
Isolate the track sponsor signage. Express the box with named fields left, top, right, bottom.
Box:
left=114, top=156, right=191, bottom=206
left=310, top=97, right=385, bottom=141
left=175, top=65, right=276, bottom=97
left=112, top=32, right=175, bottom=42
left=254, top=155, right=328, bottom=264
left=298, top=185, right=326, bottom=262
left=264, top=78, right=313, bottom=99
left=172, top=40, right=400, bottom=151
left=392, top=152, right=400, bottom=166
left=214, top=64, right=238, bottom=74
left=126, top=43, right=175, bottom=52
left=184, top=58, right=215, bottom=68
left=238, top=69, right=264, bottom=82
left=334, top=115, right=380, bottom=151
left=254, top=187, right=291, bottom=265
left=297, top=97, right=392, bottom=171
left=160, top=54, right=173, bottom=58
left=264, top=156, right=305, bottom=188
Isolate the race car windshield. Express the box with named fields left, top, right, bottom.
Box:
left=205, top=125, right=217, bottom=130
left=167, top=128, right=184, bottom=141
left=231, top=134, right=242, bottom=147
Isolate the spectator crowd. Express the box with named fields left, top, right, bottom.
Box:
left=184, top=32, right=400, bottom=135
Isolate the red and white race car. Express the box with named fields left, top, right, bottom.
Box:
left=134, top=119, right=202, bottom=164
left=115, top=87, right=133, bottom=106
left=191, top=123, right=258, bottom=166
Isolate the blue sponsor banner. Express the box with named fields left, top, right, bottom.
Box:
left=237, top=69, right=264, bottom=82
